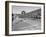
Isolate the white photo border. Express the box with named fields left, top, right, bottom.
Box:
left=9, top=3, right=44, bottom=34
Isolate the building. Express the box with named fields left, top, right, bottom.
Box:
left=16, top=8, right=41, bottom=19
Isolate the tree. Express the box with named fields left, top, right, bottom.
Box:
left=21, top=11, right=26, bottom=15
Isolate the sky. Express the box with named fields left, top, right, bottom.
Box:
left=12, top=6, right=41, bottom=14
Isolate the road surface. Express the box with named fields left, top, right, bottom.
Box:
left=12, top=17, right=41, bottom=31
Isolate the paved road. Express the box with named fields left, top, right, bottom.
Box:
left=12, top=17, right=41, bottom=31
